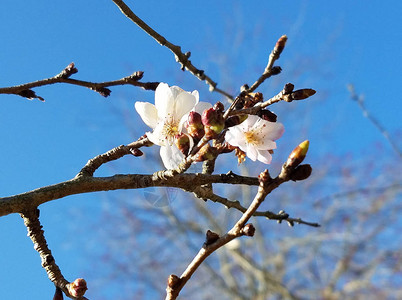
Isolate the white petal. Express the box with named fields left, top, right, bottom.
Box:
left=174, top=91, right=197, bottom=119
left=256, top=150, right=273, bottom=164
left=258, top=121, right=285, bottom=141
left=160, top=144, right=185, bottom=169
left=194, top=101, right=212, bottom=114
left=246, top=144, right=258, bottom=161
left=134, top=102, right=158, bottom=129
left=245, top=114, right=259, bottom=125
left=192, top=90, right=200, bottom=103
left=255, top=140, right=277, bottom=150
left=147, top=131, right=165, bottom=147
left=225, top=128, right=241, bottom=147
left=155, top=83, right=174, bottom=117
left=170, top=86, right=184, bottom=99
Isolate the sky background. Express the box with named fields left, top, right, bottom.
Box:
left=0, top=1, right=401, bottom=299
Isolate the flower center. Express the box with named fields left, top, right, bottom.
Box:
left=162, top=121, right=179, bottom=141
left=244, top=130, right=261, bottom=146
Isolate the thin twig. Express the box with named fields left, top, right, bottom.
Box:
left=197, top=191, right=319, bottom=227
left=77, top=136, right=153, bottom=177
left=347, top=84, right=402, bottom=157
left=0, top=63, right=158, bottom=101
left=111, top=0, right=234, bottom=100
left=223, top=35, right=287, bottom=119
left=247, top=35, right=287, bottom=93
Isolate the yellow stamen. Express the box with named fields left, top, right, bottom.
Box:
left=244, top=130, right=261, bottom=146
left=162, top=121, right=179, bottom=140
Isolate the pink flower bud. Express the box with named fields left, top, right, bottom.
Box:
left=213, top=101, right=224, bottom=112
left=186, top=111, right=205, bottom=141
left=202, top=108, right=225, bottom=138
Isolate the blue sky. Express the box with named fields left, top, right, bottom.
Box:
left=1, top=1, right=401, bottom=299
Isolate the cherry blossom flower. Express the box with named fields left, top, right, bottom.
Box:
left=135, top=83, right=199, bottom=169
left=225, top=115, right=284, bottom=164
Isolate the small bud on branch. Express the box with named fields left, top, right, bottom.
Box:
left=257, top=109, right=277, bottom=122
left=290, top=164, right=312, bottom=181
left=282, top=83, right=294, bottom=95
left=258, top=169, right=271, bottom=183
left=167, top=274, right=181, bottom=289
left=241, top=223, right=255, bottom=237
left=284, top=89, right=316, bottom=102
left=58, top=62, right=78, bottom=79
left=17, top=89, right=45, bottom=102
left=204, top=230, right=220, bottom=246
left=129, top=148, right=143, bottom=157
left=285, top=140, right=310, bottom=169
left=274, top=35, right=288, bottom=58
left=67, top=278, right=87, bottom=298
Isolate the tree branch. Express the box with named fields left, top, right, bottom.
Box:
left=165, top=170, right=282, bottom=299
left=0, top=172, right=259, bottom=217
left=21, top=209, right=88, bottom=299
left=111, top=0, right=234, bottom=100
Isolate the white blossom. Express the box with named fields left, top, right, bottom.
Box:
left=135, top=83, right=199, bottom=169
left=225, top=115, right=284, bottom=164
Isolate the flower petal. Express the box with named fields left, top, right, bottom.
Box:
left=155, top=83, right=174, bottom=118
left=146, top=130, right=164, bottom=147
left=258, top=121, right=285, bottom=141
left=192, top=90, right=199, bottom=103
left=134, top=102, right=158, bottom=129
left=170, top=86, right=185, bottom=99
left=160, top=144, right=185, bottom=169
left=255, top=140, right=277, bottom=150
left=174, top=91, right=197, bottom=119
left=256, top=149, right=273, bottom=164
left=246, top=144, right=258, bottom=161
left=194, top=101, right=212, bottom=114
left=225, top=127, right=242, bottom=148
